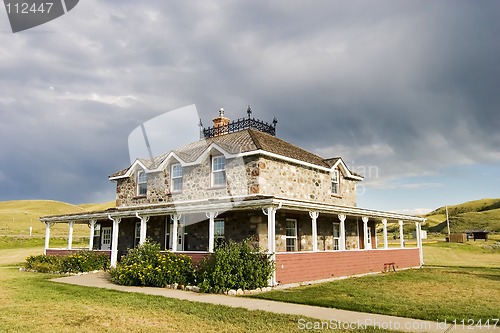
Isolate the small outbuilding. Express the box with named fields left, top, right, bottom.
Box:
left=465, top=230, right=489, bottom=241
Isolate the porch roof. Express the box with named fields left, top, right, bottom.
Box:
left=39, top=195, right=426, bottom=224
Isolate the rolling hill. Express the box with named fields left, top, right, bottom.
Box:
left=425, top=198, right=500, bottom=233
left=0, top=200, right=115, bottom=237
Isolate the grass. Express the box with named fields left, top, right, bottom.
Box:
left=251, top=239, right=500, bottom=322
left=425, top=198, right=500, bottom=233
left=251, top=267, right=500, bottom=322
left=0, top=199, right=114, bottom=237
left=0, top=236, right=89, bottom=250
left=0, top=264, right=394, bottom=333
left=423, top=238, right=500, bottom=268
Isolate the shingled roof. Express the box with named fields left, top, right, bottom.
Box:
left=109, top=129, right=361, bottom=179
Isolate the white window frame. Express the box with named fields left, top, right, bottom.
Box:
left=211, top=155, right=226, bottom=187
left=285, top=218, right=297, bottom=252
left=134, top=221, right=141, bottom=247
left=333, top=222, right=340, bottom=251
left=214, top=218, right=225, bottom=239
left=101, top=227, right=112, bottom=250
left=331, top=169, right=339, bottom=195
left=92, top=223, right=101, bottom=250
left=171, top=163, right=183, bottom=193
left=137, top=170, right=147, bottom=196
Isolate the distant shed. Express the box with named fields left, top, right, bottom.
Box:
left=465, top=230, right=489, bottom=241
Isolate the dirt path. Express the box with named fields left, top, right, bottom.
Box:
left=0, top=247, right=43, bottom=266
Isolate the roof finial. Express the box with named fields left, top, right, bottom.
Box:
left=247, top=105, right=252, bottom=118
left=219, top=107, right=225, bottom=117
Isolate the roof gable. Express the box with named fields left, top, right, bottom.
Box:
left=109, top=129, right=362, bottom=180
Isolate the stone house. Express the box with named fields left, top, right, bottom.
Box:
left=40, top=108, right=425, bottom=286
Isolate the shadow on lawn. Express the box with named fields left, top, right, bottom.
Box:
left=435, top=266, right=500, bottom=282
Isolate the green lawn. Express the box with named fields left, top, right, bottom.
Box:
left=0, top=249, right=395, bottom=333
left=251, top=267, right=500, bottom=322
left=252, top=240, right=500, bottom=321
left=423, top=238, right=500, bottom=268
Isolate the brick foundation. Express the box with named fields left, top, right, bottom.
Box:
left=275, top=248, right=420, bottom=285
left=45, top=249, right=111, bottom=258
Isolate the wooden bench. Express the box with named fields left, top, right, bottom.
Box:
left=384, top=262, right=396, bottom=272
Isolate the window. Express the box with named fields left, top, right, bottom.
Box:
left=211, top=155, right=226, bottom=187
left=101, top=227, right=112, bottom=250
left=285, top=219, right=297, bottom=252
left=92, top=223, right=101, bottom=250
left=134, top=222, right=141, bottom=247
left=214, top=219, right=225, bottom=239
left=137, top=170, right=147, bottom=196
left=171, top=163, right=183, bottom=192
left=331, top=170, right=339, bottom=195
left=333, top=223, right=340, bottom=251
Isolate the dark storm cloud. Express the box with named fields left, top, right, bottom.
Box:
left=0, top=0, right=498, bottom=202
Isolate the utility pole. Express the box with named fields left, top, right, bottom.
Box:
left=445, top=205, right=451, bottom=240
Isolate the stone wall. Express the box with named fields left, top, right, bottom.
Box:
left=114, top=154, right=359, bottom=208
left=256, top=156, right=357, bottom=206
left=183, top=211, right=262, bottom=251
left=115, top=156, right=258, bottom=207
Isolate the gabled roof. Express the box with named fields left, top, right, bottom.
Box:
left=109, top=129, right=363, bottom=180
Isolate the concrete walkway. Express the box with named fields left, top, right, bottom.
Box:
left=53, top=272, right=497, bottom=333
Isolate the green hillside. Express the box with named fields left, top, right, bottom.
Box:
left=0, top=200, right=115, bottom=237
left=425, top=198, right=500, bottom=233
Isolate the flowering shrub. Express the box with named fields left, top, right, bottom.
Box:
left=25, top=252, right=110, bottom=273
left=109, top=242, right=195, bottom=287
left=197, top=240, right=274, bottom=293
left=60, top=251, right=110, bottom=273
left=25, top=254, right=62, bottom=273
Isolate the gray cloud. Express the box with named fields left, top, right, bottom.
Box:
left=0, top=0, right=498, bottom=203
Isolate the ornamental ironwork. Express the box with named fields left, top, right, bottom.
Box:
left=203, top=108, right=277, bottom=138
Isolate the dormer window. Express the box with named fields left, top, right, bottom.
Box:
left=332, top=170, right=339, bottom=195
left=137, top=170, right=147, bottom=196
left=171, top=163, right=183, bottom=193
left=211, top=155, right=226, bottom=187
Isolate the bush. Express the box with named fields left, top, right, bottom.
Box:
left=24, top=252, right=110, bottom=273
left=25, top=255, right=62, bottom=273
left=197, top=240, right=274, bottom=293
left=60, top=251, right=110, bottom=273
left=109, top=241, right=195, bottom=287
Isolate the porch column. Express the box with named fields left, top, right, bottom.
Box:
left=67, top=221, right=74, bottom=250
left=382, top=219, right=388, bottom=249
left=108, top=215, right=121, bottom=268
left=88, top=220, right=96, bottom=251
left=362, top=217, right=369, bottom=250
left=44, top=222, right=53, bottom=255
left=263, top=203, right=281, bottom=287
left=309, top=211, right=319, bottom=252
left=136, top=213, right=150, bottom=245
left=398, top=220, right=404, bottom=248
left=415, top=221, right=424, bottom=265
left=206, top=211, right=218, bottom=253
left=170, top=214, right=181, bottom=252
left=338, top=214, right=346, bottom=251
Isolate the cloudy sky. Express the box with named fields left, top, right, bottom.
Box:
left=0, top=0, right=499, bottom=214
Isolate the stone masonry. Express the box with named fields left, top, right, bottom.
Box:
left=115, top=155, right=357, bottom=208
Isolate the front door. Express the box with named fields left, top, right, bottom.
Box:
left=101, top=227, right=112, bottom=250
left=366, top=226, right=372, bottom=250
left=169, top=224, right=184, bottom=251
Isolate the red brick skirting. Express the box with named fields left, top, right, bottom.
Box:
left=45, top=249, right=111, bottom=258
left=275, top=248, right=420, bottom=285
left=176, top=252, right=208, bottom=265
